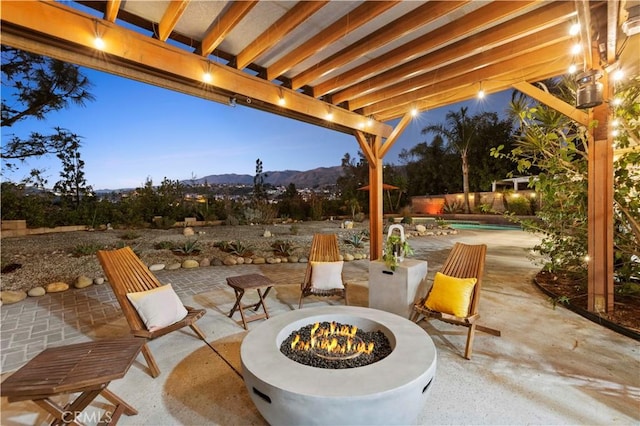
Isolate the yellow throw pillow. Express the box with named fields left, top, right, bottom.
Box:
left=424, top=272, right=477, bottom=317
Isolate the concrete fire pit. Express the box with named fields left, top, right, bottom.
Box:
left=241, top=306, right=437, bottom=425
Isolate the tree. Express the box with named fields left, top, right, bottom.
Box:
left=422, top=107, right=493, bottom=213
left=52, top=135, right=93, bottom=208
left=399, top=135, right=459, bottom=196
left=492, top=76, right=639, bottom=286
left=1, top=46, right=94, bottom=172
left=336, top=152, right=368, bottom=213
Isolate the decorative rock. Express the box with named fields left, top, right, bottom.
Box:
left=288, top=256, right=299, bottom=263
left=149, top=264, right=165, bottom=272
left=46, top=282, right=69, bottom=293
left=182, top=259, right=199, bottom=269
left=263, top=229, right=272, bottom=238
left=415, top=224, right=427, bottom=233
left=28, top=287, right=46, bottom=297
left=213, top=258, right=223, bottom=266
left=183, top=227, right=195, bottom=236
left=244, top=258, right=253, bottom=264
left=354, top=253, right=365, bottom=260
left=1, top=290, right=27, bottom=304
left=266, top=257, right=280, bottom=264
left=253, top=257, right=266, bottom=264
left=166, top=263, right=182, bottom=271
left=343, top=253, right=355, bottom=261
left=199, top=258, right=211, bottom=267
left=298, top=257, right=309, bottom=263
left=94, top=277, right=105, bottom=285
left=223, top=256, right=238, bottom=266
left=236, top=257, right=245, bottom=265
left=280, top=257, right=288, bottom=263
left=75, top=276, right=93, bottom=289
left=338, top=254, right=344, bottom=261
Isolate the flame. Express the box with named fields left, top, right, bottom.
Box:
left=292, top=322, right=373, bottom=357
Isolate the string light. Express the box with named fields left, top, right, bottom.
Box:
left=571, top=43, right=582, bottom=55
left=477, top=82, right=485, bottom=99
left=568, top=64, right=577, bottom=74
left=569, top=23, right=581, bottom=36
left=203, top=61, right=212, bottom=83
left=612, top=68, right=624, bottom=81
left=93, top=20, right=105, bottom=50
left=410, top=108, right=418, bottom=117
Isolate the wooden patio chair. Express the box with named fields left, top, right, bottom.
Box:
left=411, top=243, right=500, bottom=359
left=299, top=233, right=348, bottom=308
left=97, top=246, right=207, bottom=377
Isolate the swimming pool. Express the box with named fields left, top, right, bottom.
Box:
left=447, top=222, right=522, bottom=231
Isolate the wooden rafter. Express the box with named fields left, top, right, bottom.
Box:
left=291, top=1, right=469, bottom=91
left=315, top=0, right=541, bottom=99
left=104, top=0, right=120, bottom=22
left=266, top=1, right=397, bottom=81
left=198, top=1, right=258, bottom=57
left=372, top=58, right=569, bottom=121
left=335, top=7, right=575, bottom=108
left=361, top=41, right=573, bottom=117
left=235, top=1, right=328, bottom=70
left=158, top=0, right=190, bottom=42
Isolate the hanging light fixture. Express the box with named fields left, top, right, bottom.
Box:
left=575, top=69, right=603, bottom=109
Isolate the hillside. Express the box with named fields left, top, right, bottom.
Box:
left=190, top=165, right=344, bottom=187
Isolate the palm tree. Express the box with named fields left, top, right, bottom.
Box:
left=422, top=107, right=477, bottom=213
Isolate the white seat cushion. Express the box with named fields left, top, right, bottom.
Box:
left=127, top=284, right=188, bottom=332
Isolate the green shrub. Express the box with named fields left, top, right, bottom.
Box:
left=119, top=231, right=141, bottom=240
left=71, top=243, right=102, bottom=257
left=153, top=241, right=174, bottom=250
left=172, top=239, right=201, bottom=254
left=271, top=239, right=297, bottom=256
left=505, top=196, right=531, bottom=215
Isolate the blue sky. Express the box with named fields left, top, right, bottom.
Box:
left=2, top=67, right=513, bottom=190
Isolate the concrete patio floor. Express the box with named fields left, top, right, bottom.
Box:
left=1, top=229, right=638, bottom=425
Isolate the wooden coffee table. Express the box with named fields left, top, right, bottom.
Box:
left=1, top=337, right=145, bottom=426
left=226, top=273, right=277, bottom=329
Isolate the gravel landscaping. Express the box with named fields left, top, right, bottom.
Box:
left=0, top=221, right=377, bottom=295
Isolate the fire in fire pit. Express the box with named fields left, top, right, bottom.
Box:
left=280, top=321, right=392, bottom=369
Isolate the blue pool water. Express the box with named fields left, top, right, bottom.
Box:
left=448, top=222, right=522, bottom=231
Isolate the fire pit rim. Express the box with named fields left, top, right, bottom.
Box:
left=241, top=306, right=436, bottom=397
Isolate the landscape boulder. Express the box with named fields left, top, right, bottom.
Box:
left=46, top=282, right=69, bottom=293
left=1, top=290, right=27, bottom=304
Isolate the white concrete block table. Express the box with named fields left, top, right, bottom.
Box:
left=369, top=259, right=428, bottom=319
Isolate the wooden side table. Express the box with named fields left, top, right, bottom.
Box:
left=226, top=273, right=276, bottom=330
left=1, top=337, right=145, bottom=426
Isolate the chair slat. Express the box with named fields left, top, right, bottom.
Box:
left=96, top=246, right=207, bottom=377
left=412, top=242, right=497, bottom=359
left=299, top=233, right=348, bottom=308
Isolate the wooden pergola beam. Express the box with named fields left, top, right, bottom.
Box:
left=367, top=52, right=570, bottom=120
left=157, top=0, right=190, bottom=42
left=266, top=1, right=396, bottom=81
left=315, top=0, right=542, bottom=99
left=104, top=0, right=120, bottom=22
left=512, top=81, right=589, bottom=126
left=336, top=16, right=574, bottom=108
left=235, top=1, right=328, bottom=71
left=349, top=38, right=571, bottom=113
left=0, top=0, right=392, bottom=139
left=292, top=1, right=469, bottom=91
left=198, top=1, right=258, bottom=57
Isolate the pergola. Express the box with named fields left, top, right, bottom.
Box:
left=2, top=1, right=638, bottom=314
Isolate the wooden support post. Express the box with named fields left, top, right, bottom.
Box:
left=587, top=72, right=614, bottom=313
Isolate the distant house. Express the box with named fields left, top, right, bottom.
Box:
left=491, top=176, right=537, bottom=192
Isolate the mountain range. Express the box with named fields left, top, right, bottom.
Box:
left=188, top=166, right=344, bottom=188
